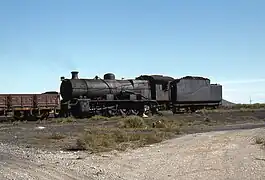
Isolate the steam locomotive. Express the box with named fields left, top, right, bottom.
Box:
left=59, top=71, right=222, bottom=118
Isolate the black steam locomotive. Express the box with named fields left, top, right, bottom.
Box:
left=59, top=71, right=222, bottom=118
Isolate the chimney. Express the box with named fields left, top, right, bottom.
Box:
left=71, top=71, right=79, bottom=79
left=60, top=76, right=65, bottom=81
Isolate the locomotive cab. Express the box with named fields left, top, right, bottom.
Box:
left=135, top=75, right=174, bottom=102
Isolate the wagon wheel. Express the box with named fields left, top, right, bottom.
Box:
left=27, top=114, right=38, bottom=121
left=39, top=112, right=50, bottom=120
left=13, top=115, right=22, bottom=121
left=13, top=111, right=23, bottom=121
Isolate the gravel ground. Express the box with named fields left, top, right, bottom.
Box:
left=1, top=127, right=265, bottom=180
left=1, top=109, right=265, bottom=151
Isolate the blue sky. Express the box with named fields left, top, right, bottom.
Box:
left=0, top=0, right=264, bottom=104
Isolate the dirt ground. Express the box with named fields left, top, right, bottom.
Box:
left=1, top=109, right=265, bottom=151
left=1, top=109, right=265, bottom=180
left=1, top=126, right=265, bottom=179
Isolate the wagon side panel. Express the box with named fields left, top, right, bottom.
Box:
left=9, top=94, right=34, bottom=108
left=36, top=94, right=60, bottom=108
left=0, top=95, right=8, bottom=109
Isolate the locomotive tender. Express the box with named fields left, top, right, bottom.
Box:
left=59, top=71, right=222, bottom=118
left=170, top=76, right=222, bottom=112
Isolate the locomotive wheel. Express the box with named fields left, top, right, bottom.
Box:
left=104, top=109, right=116, bottom=117
left=190, top=108, right=196, bottom=113
left=119, top=109, right=141, bottom=116
left=130, top=110, right=140, bottom=115
left=119, top=109, right=128, bottom=116
left=106, top=110, right=113, bottom=117
left=109, top=109, right=122, bottom=116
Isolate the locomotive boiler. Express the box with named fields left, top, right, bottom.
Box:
left=61, top=72, right=130, bottom=100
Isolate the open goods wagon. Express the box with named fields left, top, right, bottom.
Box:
left=0, top=92, right=60, bottom=120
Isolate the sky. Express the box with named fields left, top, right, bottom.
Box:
left=0, top=0, right=264, bottom=104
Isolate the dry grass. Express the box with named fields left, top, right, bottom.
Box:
left=3, top=109, right=264, bottom=153
left=233, top=103, right=265, bottom=110
left=66, top=115, right=182, bottom=153
left=199, top=103, right=265, bottom=113
left=48, top=133, right=65, bottom=140
left=118, top=116, right=147, bottom=128
left=51, top=115, right=182, bottom=153
left=53, top=117, right=75, bottom=123
left=74, top=128, right=176, bottom=153
left=89, top=115, right=121, bottom=121
left=45, top=112, right=239, bottom=153
left=89, top=115, right=110, bottom=121
left=255, top=136, right=265, bottom=146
